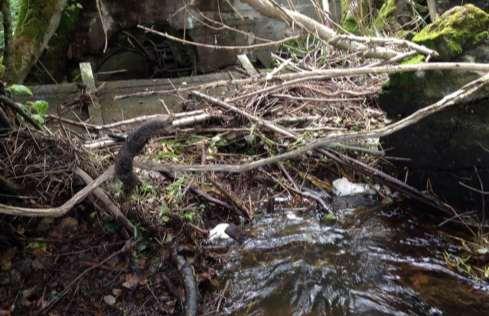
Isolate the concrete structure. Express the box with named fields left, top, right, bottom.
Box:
left=67, top=0, right=323, bottom=80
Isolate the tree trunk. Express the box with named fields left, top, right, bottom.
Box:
left=1, top=0, right=13, bottom=79
left=6, top=0, right=67, bottom=83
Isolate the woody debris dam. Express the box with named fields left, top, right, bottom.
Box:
left=1, top=1, right=489, bottom=315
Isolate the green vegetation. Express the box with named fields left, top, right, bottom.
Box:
left=413, top=4, right=489, bottom=59
left=6, top=83, right=49, bottom=126
left=373, top=0, right=396, bottom=31
left=381, top=4, right=489, bottom=116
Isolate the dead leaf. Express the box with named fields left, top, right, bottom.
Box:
left=122, top=273, right=146, bottom=289
left=0, top=248, right=16, bottom=271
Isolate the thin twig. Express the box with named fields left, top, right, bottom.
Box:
left=138, top=24, right=300, bottom=50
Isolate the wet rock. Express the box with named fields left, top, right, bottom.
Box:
left=332, top=194, right=379, bottom=211
left=103, top=294, right=116, bottom=306
left=379, top=4, right=489, bottom=211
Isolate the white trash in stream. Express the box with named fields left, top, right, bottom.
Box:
left=332, top=177, right=376, bottom=196
left=208, top=223, right=231, bottom=241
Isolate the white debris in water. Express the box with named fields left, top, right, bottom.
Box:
left=286, top=212, right=303, bottom=221
left=332, top=177, right=376, bottom=196
left=208, top=223, right=231, bottom=242
left=274, top=195, right=290, bottom=203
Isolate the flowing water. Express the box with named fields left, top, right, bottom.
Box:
left=218, top=199, right=489, bottom=316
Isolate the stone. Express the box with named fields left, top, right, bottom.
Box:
left=59, top=217, right=79, bottom=233
left=103, top=295, right=116, bottom=306
left=378, top=5, right=489, bottom=211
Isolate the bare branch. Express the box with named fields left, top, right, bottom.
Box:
left=115, top=62, right=489, bottom=100
left=138, top=24, right=300, bottom=50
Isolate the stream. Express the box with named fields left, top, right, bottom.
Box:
left=217, top=197, right=489, bottom=315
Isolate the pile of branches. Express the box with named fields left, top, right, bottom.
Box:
left=2, top=1, right=489, bottom=314
left=0, top=128, right=101, bottom=207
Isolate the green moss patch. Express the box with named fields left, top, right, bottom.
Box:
left=412, top=4, right=489, bottom=59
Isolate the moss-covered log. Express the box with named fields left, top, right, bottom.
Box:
left=6, top=0, right=67, bottom=83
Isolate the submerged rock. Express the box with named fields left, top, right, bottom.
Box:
left=379, top=4, right=489, bottom=211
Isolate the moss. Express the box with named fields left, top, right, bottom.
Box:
left=29, top=1, right=82, bottom=82
left=9, top=0, right=67, bottom=82
left=412, top=4, right=489, bottom=59
left=0, top=59, right=5, bottom=78
left=15, top=0, right=59, bottom=41
left=402, top=54, right=425, bottom=64
left=343, top=16, right=359, bottom=34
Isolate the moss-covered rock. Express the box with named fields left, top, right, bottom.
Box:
left=381, top=4, right=489, bottom=116
left=378, top=4, right=489, bottom=211
left=434, top=0, right=489, bottom=15
left=413, top=4, right=489, bottom=59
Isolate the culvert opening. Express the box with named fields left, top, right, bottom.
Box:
left=95, top=25, right=198, bottom=81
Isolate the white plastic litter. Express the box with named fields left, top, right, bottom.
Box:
left=208, top=223, right=231, bottom=241
left=332, top=177, right=375, bottom=196
left=286, top=212, right=303, bottom=221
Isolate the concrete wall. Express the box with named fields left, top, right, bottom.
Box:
left=83, top=0, right=322, bottom=72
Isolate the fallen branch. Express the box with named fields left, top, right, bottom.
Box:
left=0, top=95, right=42, bottom=129
left=173, top=250, right=199, bottom=316
left=83, top=111, right=220, bottom=149
left=208, top=176, right=252, bottom=219
left=137, top=73, right=489, bottom=214
left=335, top=34, right=437, bottom=57
left=138, top=24, right=300, bottom=50
left=115, top=62, right=489, bottom=100
left=48, top=110, right=206, bottom=132
left=239, top=0, right=435, bottom=59
left=0, top=166, right=115, bottom=217
left=74, top=168, right=135, bottom=233
left=229, top=63, right=489, bottom=101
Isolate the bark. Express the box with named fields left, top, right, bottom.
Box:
left=6, top=0, right=67, bottom=83
left=1, top=0, right=13, bottom=78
